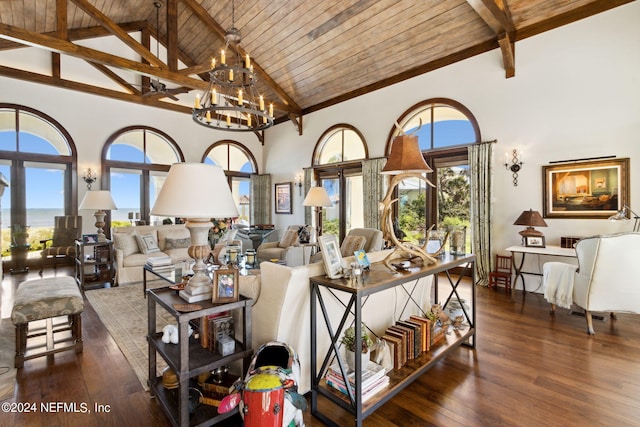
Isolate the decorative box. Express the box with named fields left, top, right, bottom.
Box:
left=561, top=236, right=582, bottom=249
left=217, top=335, right=235, bottom=356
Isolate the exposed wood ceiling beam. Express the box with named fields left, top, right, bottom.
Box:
left=166, top=0, right=178, bottom=71
left=52, top=0, right=67, bottom=80
left=180, top=0, right=302, bottom=116
left=69, top=0, right=165, bottom=69
left=88, top=62, right=142, bottom=95
left=0, top=22, right=208, bottom=91
left=466, top=0, right=516, bottom=78
left=0, top=64, right=191, bottom=114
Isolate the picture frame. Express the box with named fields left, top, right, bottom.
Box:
left=212, top=268, right=239, bottom=303
left=82, top=234, right=98, bottom=244
left=354, top=249, right=370, bottom=269
left=542, top=157, right=629, bottom=219
left=318, top=234, right=343, bottom=279
left=524, top=236, right=546, bottom=248
left=275, top=182, right=293, bottom=214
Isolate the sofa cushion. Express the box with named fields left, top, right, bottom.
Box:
left=113, top=232, right=139, bottom=257
left=165, top=236, right=191, bottom=250
left=279, top=229, right=299, bottom=248
left=341, top=235, right=366, bottom=257
left=157, top=227, right=190, bottom=251
left=123, top=252, right=166, bottom=267
left=136, top=233, right=160, bottom=254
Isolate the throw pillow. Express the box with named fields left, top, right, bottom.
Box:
left=340, top=235, right=366, bottom=257
left=278, top=229, right=299, bottom=248
left=135, top=233, right=160, bottom=254
left=164, top=237, right=191, bottom=250
left=113, top=232, right=139, bottom=257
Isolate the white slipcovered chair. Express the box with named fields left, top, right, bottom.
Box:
left=543, top=232, right=640, bottom=334
left=256, top=225, right=315, bottom=266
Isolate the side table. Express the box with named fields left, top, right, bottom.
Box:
left=74, top=239, right=115, bottom=292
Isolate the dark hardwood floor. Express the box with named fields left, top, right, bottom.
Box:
left=1, top=267, right=639, bottom=426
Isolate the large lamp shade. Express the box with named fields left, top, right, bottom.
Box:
left=151, top=163, right=239, bottom=302
left=513, top=209, right=548, bottom=237
left=79, top=190, right=117, bottom=242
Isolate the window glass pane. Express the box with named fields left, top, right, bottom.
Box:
left=19, top=111, right=70, bottom=155
left=319, top=133, right=343, bottom=164
left=403, top=109, right=433, bottom=151
left=0, top=109, right=17, bottom=151
left=433, top=106, right=474, bottom=148
left=397, top=176, right=428, bottom=243
left=110, top=168, right=141, bottom=226
left=342, top=130, right=365, bottom=161
left=108, top=131, right=145, bottom=162
left=25, top=163, right=65, bottom=245
left=149, top=171, right=168, bottom=224
left=438, top=165, right=470, bottom=228
left=232, top=177, right=251, bottom=223
left=0, top=163, right=11, bottom=256
left=321, top=178, right=340, bottom=236
left=207, top=145, right=228, bottom=169
left=146, top=131, right=180, bottom=165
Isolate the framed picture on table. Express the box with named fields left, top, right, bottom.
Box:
left=524, top=236, right=546, bottom=248
left=212, top=268, right=239, bottom=303
left=318, top=234, right=343, bottom=279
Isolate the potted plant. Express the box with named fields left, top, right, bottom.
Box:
left=341, top=325, right=373, bottom=371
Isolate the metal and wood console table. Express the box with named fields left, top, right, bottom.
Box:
left=310, top=253, right=476, bottom=427
left=506, top=245, right=576, bottom=292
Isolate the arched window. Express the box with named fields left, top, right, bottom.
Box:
left=311, top=124, right=368, bottom=242
left=102, top=126, right=183, bottom=227
left=387, top=98, right=480, bottom=243
left=202, top=141, right=258, bottom=223
left=0, top=104, right=77, bottom=259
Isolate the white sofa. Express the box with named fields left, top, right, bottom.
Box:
left=239, top=249, right=432, bottom=394
left=544, top=232, right=640, bottom=334
left=112, top=224, right=192, bottom=285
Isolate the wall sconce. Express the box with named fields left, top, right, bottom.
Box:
left=504, top=149, right=523, bottom=186
left=83, top=168, right=97, bottom=190
left=294, top=172, right=304, bottom=196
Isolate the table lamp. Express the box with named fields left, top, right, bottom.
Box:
left=514, top=209, right=548, bottom=238
left=151, top=163, right=239, bottom=302
left=303, top=186, right=332, bottom=236
left=79, top=190, right=117, bottom=242
left=608, top=204, right=640, bottom=232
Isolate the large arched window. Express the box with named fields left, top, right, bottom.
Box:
left=0, top=104, right=77, bottom=259
left=311, top=124, right=368, bottom=242
left=387, top=98, right=480, bottom=242
left=202, top=141, right=257, bottom=223
left=102, top=126, right=183, bottom=228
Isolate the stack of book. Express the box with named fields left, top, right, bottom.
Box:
left=381, top=316, right=447, bottom=370
left=200, top=313, right=234, bottom=354
left=145, top=255, right=173, bottom=271
left=325, top=361, right=389, bottom=403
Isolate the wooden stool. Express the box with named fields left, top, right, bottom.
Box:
left=11, top=276, right=84, bottom=368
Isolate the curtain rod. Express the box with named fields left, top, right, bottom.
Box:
left=548, top=155, right=616, bottom=164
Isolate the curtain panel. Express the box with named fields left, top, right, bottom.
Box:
left=468, top=141, right=495, bottom=286
left=362, top=158, right=387, bottom=230
left=250, top=174, right=271, bottom=225
left=303, top=168, right=314, bottom=225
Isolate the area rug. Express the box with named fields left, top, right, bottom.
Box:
left=85, top=284, right=176, bottom=391
left=0, top=319, right=17, bottom=401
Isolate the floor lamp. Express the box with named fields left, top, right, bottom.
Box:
left=151, top=163, right=239, bottom=303
left=303, top=187, right=332, bottom=236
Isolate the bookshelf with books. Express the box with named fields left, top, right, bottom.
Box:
left=310, top=253, right=476, bottom=427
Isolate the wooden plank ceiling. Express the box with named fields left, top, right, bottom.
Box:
left=0, top=0, right=632, bottom=135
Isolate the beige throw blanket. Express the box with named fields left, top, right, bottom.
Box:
left=543, top=262, right=578, bottom=309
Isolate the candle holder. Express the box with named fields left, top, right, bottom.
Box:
left=504, top=149, right=523, bottom=186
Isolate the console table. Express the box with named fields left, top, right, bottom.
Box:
left=506, top=245, right=576, bottom=292
left=310, top=253, right=476, bottom=427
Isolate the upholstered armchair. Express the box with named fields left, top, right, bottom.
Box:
left=256, top=225, right=314, bottom=266
left=309, top=227, right=384, bottom=263
left=543, top=232, right=640, bottom=334
left=39, top=215, right=82, bottom=274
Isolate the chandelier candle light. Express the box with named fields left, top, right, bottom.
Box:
left=192, top=0, right=273, bottom=132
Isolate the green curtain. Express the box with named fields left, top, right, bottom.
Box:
left=362, top=158, right=387, bottom=229
left=468, top=141, right=495, bottom=286
left=250, top=174, right=271, bottom=225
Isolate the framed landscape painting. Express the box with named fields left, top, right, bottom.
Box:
left=542, top=157, right=629, bottom=219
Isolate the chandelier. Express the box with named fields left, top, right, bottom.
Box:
left=192, top=0, right=273, bottom=132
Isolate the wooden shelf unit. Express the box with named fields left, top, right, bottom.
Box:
left=147, top=287, right=253, bottom=427
left=310, top=253, right=476, bottom=427
left=74, top=239, right=115, bottom=292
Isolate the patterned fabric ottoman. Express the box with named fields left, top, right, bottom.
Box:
left=11, top=276, right=84, bottom=368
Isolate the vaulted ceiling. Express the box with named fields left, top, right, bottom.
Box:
left=0, top=0, right=632, bottom=135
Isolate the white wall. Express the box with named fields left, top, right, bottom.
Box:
left=1, top=2, right=638, bottom=289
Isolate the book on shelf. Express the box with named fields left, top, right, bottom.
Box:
left=397, top=320, right=422, bottom=357
left=207, top=316, right=234, bottom=353
left=381, top=334, right=402, bottom=370
left=388, top=325, right=412, bottom=361
left=200, top=311, right=230, bottom=349
left=325, top=361, right=389, bottom=402
left=409, top=315, right=432, bottom=352
left=385, top=329, right=407, bottom=366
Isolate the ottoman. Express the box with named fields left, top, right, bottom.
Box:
left=11, top=276, right=84, bottom=368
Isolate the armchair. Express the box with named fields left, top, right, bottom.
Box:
left=310, top=227, right=383, bottom=263
left=544, top=232, right=640, bottom=334
left=39, top=215, right=82, bottom=274
left=257, top=225, right=314, bottom=266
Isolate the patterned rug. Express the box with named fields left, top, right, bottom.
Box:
left=85, top=284, right=175, bottom=391
left=0, top=319, right=17, bottom=401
